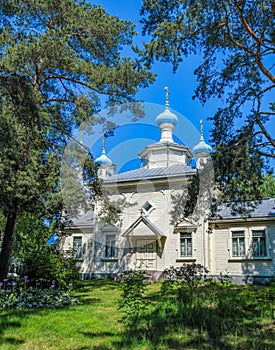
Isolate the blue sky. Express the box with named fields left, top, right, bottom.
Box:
left=88, top=1, right=274, bottom=173
left=87, top=0, right=218, bottom=172
left=91, top=0, right=219, bottom=127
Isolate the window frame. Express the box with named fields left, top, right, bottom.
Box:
left=228, top=226, right=270, bottom=260
left=251, top=229, right=267, bottom=257
left=141, top=201, right=155, bottom=215
left=104, top=234, right=118, bottom=259
left=180, top=232, right=193, bottom=257
left=231, top=231, right=246, bottom=257
left=73, top=236, right=83, bottom=260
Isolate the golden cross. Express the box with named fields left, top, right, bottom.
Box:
left=164, top=86, right=169, bottom=106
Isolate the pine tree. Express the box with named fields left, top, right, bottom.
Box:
left=0, top=0, right=154, bottom=279
left=141, top=0, right=274, bottom=207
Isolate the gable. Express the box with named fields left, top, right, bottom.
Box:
left=122, top=215, right=166, bottom=238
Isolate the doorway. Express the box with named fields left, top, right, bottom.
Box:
left=136, top=239, right=157, bottom=269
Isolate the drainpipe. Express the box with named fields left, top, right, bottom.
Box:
left=202, top=219, right=209, bottom=269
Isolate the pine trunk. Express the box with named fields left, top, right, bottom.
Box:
left=0, top=211, right=18, bottom=281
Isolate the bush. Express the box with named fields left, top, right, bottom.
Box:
left=0, top=276, right=78, bottom=310
left=16, top=246, right=79, bottom=289
left=161, top=263, right=210, bottom=300
left=118, top=269, right=149, bottom=327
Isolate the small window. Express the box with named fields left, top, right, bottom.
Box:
left=251, top=230, right=267, bottom=257
left=232, top=231, right=245, bottom=257
left=105, top=234, right=117, bottom=258
left=142, top=201, right=152, bottom=213
left=180, top=232, right=192, bottom=257
left=73, top=236, right=83, bottom=259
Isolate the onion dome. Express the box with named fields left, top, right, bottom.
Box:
left=156, top=107, right=178, bottom=126
left=95, top=149, right=112, bottom=166
left=95, top=136, right=112, bottom=167
left=156, top=87, right=178, bottom=143
left=155, top=87, right=178, bottom=126
left=193, top=120, right=212, bottom=155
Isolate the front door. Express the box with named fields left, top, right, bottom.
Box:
left=136, top=239, right=157, bottom=269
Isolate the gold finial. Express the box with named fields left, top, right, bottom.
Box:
left=164, top=86, right=169, bottom=107
left=102, top=134, right=105, bottom=152
left=200, top=119, right=204, bottom=138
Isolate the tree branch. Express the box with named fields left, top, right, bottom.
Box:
left=39, top=74, right=126, bottom=97
left=256, top=118, right=275, bottom=148
left=257, top=149, right=275, bottom=158
left=234, top=0, right=275, bottom=83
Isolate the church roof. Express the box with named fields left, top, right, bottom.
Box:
left=65, top=209, right=95, bottom=228
left=213, top=198, right=275, bottom=220
left=103, top=163, right=196, bottom=183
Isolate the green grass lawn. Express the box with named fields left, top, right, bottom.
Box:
left=0, top=279, right=274, bottom=350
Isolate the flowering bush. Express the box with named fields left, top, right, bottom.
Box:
left=16, top=247, right=80, bottom=289
left=0, top=276, right=78, bottom=310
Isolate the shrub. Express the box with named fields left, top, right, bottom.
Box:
left=161, top=263, right=209, bottom=300
left=0, top=276, right=78, bottom=310
left=118, top=269, right=149, bottom=327
left=16, top=247, right=79, bottom=289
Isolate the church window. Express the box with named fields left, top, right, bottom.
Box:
left=73, top=236, right=83, bottom=259
left=105, top=234, right=117, bottom=258
left=251, top=230, right=267, bottom=257
left=142, top=201, right=153, bottom=213
left=180, top=232, right=192, bottom=257
left=232, top=231, right=245, bottom=256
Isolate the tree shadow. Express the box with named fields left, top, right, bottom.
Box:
left=0, top=310, right=25, bottom=346
left=116, top=284, right=275, bottom=349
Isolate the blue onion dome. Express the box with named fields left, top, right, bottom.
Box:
left=155, top=107, right=178, bottom=126
left=193, top=120, right=212, bottom=154
left=193, top=138, right=212, bottom=154
left=95, top=149, right=112, bottom=167
left=95, top=135, right=112, bottom=166
left=156, top=86, right=178, bottom=126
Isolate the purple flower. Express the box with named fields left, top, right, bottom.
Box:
left=3, top=279, right=8, bottom=282
left=51, top=280, right=56, bottom=284
left=36, top=282, right=40, bottom=286
left=24, top=276, right=28, bottom=279
left=50, top=285, right=55, bottom=289
left=68, top=283, right=73, bottom=287
left=0, top=282, right=3, bottom=287
left=12, top=282, right=17, bottom=286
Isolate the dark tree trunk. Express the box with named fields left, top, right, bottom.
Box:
left=0, top=211, right=18, bottom=281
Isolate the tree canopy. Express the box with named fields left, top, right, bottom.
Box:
left=141, top=0, right=275, bottom=159
left=0, top=0, right=154, bottom=279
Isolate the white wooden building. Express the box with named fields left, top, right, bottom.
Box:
left=62, top=97, right=275, bottom=283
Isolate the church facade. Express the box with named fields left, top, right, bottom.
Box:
left=62, top=96, right=275, bottom=283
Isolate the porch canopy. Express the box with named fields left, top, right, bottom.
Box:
left=122, top=215, right=166, bottom=250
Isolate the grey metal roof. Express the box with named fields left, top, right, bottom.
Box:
left=66, top=209, right=94, bottom=227
left=213, top=198, right=275, bottom=219
left=104, top=164, right=196, bottom=183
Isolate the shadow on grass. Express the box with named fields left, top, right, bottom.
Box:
left=115, top=284, right=275, bottom=350
left=0, top=310, right=26, bottom=346
left=75, top=278, right=119, bottom=290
